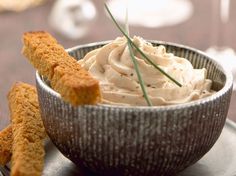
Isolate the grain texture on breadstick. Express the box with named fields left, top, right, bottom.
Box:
left=0, top=125, right=12, bottom=165
left=8, top=82, right=45, bottom=176
left=22, top=31, right=101, bottom=105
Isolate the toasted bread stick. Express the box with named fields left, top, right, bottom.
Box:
left=22, top=31, right=101, bottom=106
left=8, top=82, right=46, bottom=176
left=0, top=125, right=12, bottom=165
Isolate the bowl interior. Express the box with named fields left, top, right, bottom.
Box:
left=67, top=41, right=227, bottom=91
left=40, top=40, right=232, bottom=108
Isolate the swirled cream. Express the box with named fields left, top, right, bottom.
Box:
left=78, top=36, right=214, bottom=106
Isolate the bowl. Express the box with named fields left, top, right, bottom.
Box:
left=36, top=41, right=233, bottom=176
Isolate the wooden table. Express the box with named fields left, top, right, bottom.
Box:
left=0, top=0, right=236, bottom=130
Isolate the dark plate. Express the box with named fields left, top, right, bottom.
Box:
left=1, top=119, right=236, bottom=176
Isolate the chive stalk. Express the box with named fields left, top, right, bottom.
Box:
left=127, top=42, right=152, bottom=106
left=104, top=4, right=182, bottom=87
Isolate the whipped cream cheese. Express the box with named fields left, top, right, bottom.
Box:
left=78, top=36, right=214, bottom=106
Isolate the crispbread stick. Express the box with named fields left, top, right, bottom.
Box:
left=8, top=82, right=46, bottom=176
left=0, top=125, right=12, bottom=165
left=22, top=31, right=101, bottom=106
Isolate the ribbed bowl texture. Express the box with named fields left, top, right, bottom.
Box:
left=36, top=41, right=233, bottom=176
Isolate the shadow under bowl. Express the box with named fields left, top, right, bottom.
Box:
left=36, top=41, right=233, bottom=176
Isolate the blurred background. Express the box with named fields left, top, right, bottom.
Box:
left=0, top=0, right=236, bottom=129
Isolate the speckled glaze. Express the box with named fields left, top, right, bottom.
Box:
left=36, top=41, right=233, bottom=176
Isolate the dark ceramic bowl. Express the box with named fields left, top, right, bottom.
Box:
left=36, top=41, right=233, bottom=176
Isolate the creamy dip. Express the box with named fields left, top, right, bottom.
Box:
left=78, top=36, right=214, bottom=106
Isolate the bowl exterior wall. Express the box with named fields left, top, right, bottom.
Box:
left=37, top=83, right=231, bottom=175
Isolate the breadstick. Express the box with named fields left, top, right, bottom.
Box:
left=22, top=31, right=101, bottom=105
left=0, top=125, right=12, bottom=165
left=8, top=82, right=45, bottom=176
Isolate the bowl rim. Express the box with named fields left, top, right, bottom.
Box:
left=36, top=40, right=233, bottom=111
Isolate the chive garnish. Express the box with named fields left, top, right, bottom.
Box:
left=124, top=3, right=152, bottom=105
left=104, top=4, right=182, bottom=87
left=127, top=39, right=152, bottom=106
left=125, top=3, right=152, bottom=106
